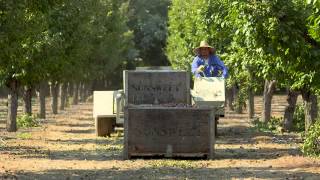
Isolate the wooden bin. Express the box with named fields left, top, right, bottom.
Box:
left=93, top=91, right=117, bottom=137
left=95, top=116, right=116, bottom=137
left=123, top=106, right=215, bottom=159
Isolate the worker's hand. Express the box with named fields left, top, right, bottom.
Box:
left=197, top=65, right=205, bottom=72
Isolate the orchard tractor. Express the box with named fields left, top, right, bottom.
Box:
left=93, top=67, right=225, bottom=159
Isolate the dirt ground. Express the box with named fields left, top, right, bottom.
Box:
left=0, top=96, right=320, bottom=180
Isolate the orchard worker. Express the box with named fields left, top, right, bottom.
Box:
left=191, top=40, right=228, bottom=78
left=191, top=40, right=228, bottom=137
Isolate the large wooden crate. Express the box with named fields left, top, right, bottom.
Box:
left=123, top=106, right=215, bottom=159
left=123, top=70, right=190, bottom=105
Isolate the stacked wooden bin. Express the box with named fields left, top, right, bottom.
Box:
left=123, top=70, right=216, bottom=159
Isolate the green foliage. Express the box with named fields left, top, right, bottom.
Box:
left=167, top=0, right=320, bottom=113
left=44, top=0, right=135, bottom=83
left=167, top=0, right=216, bottom=70
left=253, top=116, right=283, bottom=133
left=302, top=120, right=320, bottom=157
left=0, top=0, right=135, bottom=88
left=306, top=0, right=320, bottom=42
left=17, top=114, right=39, bottom=128
left=128, top=0, right=170, bottom=66
left=293, top=105, right=306, bottom=132
left=233, top=85, right=247, bottom=113
left=0, top=0, right=48, bottom=86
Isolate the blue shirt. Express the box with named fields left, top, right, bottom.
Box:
left=191, top=55, right=228, bottom=78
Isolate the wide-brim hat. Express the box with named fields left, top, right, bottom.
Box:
left=193, top=40, right=216, bottom=54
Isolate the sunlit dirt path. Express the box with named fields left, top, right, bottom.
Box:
left=0, top=96, right=319, bottom=179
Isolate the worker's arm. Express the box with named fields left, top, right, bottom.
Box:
left=191, top=57, right=204, bottom=77
left=213, top=55, right=228, bottom=78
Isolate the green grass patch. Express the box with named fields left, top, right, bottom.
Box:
left=17, top=114, right=39, bottom=128
left=95, top=135, right=123, bottom=152
left=149, top=160, right=198, bottom=169
left=253, top=105, right=306, bottom=133
left=252, top=116, right=283, bottom=133
left=17, top=132, right=32, bottom=139
left=302, top=120, right=320, bottom=157
left=104, top=144, right=123, bottom=151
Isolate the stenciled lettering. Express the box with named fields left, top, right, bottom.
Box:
left=132, top=127, right=201, bottom=137
left=130, top=84, right=181, bottom=93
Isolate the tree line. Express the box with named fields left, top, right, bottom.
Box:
left=0, top=0, right=170, bottom=132
left=3, top=0, right=319, bottom=135
left=167, top=0, right=320, bottom=132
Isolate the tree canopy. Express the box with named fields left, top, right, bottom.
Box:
left=128, top=0, right=170, bottom=66
left=167, top=0, right=320, bottom=129
left=0, top=0, right=135, bottom=88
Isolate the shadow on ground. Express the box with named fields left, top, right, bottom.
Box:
left=214, top=147, right=301, bottom=160
left=217, top=125, right=302, bottom=145
left=54, top=123, right=93, bottom=128
left=2, top=166, right=319, bottom=180
left=46, top=137, right=122, bottom=145
left=0, top=142, right=300, bottom=162
left=62, top=129, right=95, bottom=134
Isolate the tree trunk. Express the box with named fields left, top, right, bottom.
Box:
left=38, top=82, right=46, bottom=119
left=283, top=89, right=298, bottom=132
left=23, top=85, right=32, bottom=115
left=311, top=94, right=318, bottom=122
left=51, top=82, right=59, bottom=114
left=72, top=82, right=79, bottom=105
left=248, top=86, right=255, bottom=119
left=301, top=90, right=318, bottom=132
left=79, top=82, right=85, bottom=102
left=232, top=85, right=237, bottom=111
left=7, top=80, right=19, bottom=132
left=60, top=83, right=68, bottom=111
left=236, top=98, right=243, bottom=113
left=83, top=82, right=90, bottom=102
left=261, top=80, right=276, bottom=123
left=68, top=82, right=74, bottom=97
left=226, top=87, right=234, bottom=111
left=235, top=85, right=244, bottom=114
